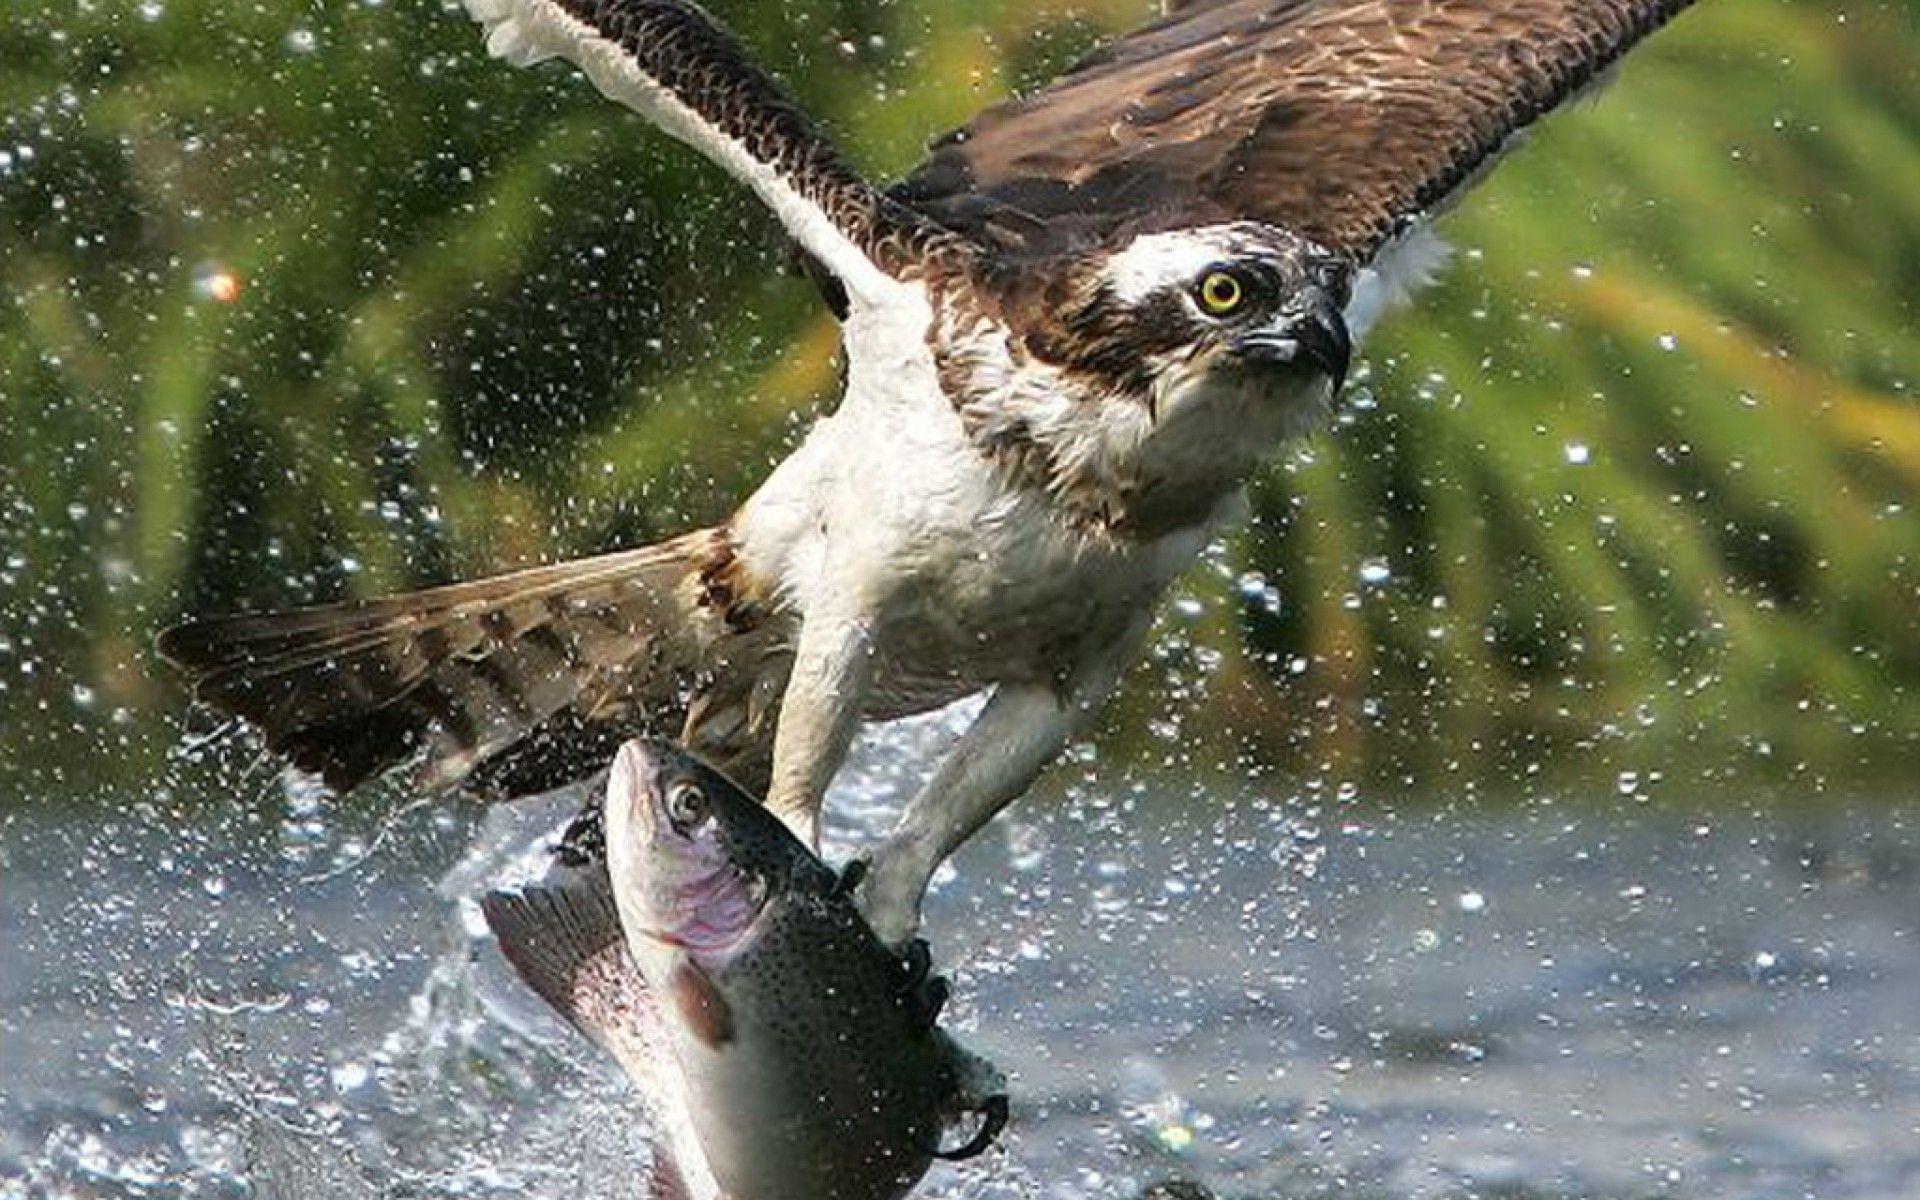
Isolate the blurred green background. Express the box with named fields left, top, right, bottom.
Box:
left=2, top=0, right=1917, bottom=804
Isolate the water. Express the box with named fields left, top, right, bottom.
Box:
left=3, top=743, right=1917, bottom=1199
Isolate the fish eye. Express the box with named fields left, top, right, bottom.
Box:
left=1195, top=269, right=1245, bottom=317
left=666, top=780, right=708, bottom=828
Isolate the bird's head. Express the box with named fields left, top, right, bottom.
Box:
left=951, top=222, right=1357, bottom=534
left=1029, top=223, right=1352, bottom=418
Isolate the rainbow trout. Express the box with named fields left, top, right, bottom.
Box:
left=484, top=739, right=1004, bottom=1200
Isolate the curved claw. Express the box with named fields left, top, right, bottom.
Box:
left=898, top=938, right=932, bottom=988
left=830, top=858, right=869, bottom=899
left=930, top=1094, right=1008, bottom=1162
left=905, top=974, right=950, bottom=1030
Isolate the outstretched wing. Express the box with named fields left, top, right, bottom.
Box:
left=466, top=0, right=941, bottom=306
left=894, top=0, right=1699, bottom=263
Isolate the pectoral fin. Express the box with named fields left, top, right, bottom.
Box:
left=482, top=868, right=647, bottom=1050
left=667, top=956, right=735, bottom=1049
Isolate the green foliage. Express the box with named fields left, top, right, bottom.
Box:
left=3, top=0, right=1916, bottom=799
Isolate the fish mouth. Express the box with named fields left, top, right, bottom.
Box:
left=610, top=739, right=671, bottom=842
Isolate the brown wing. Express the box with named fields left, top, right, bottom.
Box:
left=893, top=0, right=1699, bottom=261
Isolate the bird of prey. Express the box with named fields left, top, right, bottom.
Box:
left=161, top=0, right=1700, bottom=944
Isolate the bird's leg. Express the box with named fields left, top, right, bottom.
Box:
left=857, top=634, right=1134, bottom=946
left=855, top=682, right=1076, bottom=945
left=764, top=605, right=876, bottom=848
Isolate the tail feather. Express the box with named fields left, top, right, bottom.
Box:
left=158, top=532, right=732, bottom=797
left=164, top=545, right=681, bottom=721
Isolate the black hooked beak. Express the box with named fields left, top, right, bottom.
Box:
left=1231, top=286, right=1352, bottom=393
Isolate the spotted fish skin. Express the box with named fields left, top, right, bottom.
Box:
left=605, top=739, right=1004, bottom=1200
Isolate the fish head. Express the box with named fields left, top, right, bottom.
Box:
left=603, top=737, right=804, bottom=974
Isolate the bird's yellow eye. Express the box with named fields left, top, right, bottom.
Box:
left=1197, top=270, right=1243, bottom=316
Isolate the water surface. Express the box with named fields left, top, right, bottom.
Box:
left=4, top=743, right=1916, bottom=1199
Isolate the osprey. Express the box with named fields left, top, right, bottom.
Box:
left=161, top=0, right=1699, bottom=943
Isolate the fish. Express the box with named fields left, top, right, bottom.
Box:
left=483, top=738, right=1006, bottom=1200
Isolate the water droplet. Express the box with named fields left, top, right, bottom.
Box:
left=192, top=263, right=242, bottom=304
left=1235, top=571, right=1283, bottom=615
left=1457, top=890, right=1486, bottom=913
left=284, top=27, right=318, bottom=54
left=1357, top=557, right=1391, bottom=586
left=458, top=899, right=491, bottom=940
left=1563, top=441, right=1591, bottom=465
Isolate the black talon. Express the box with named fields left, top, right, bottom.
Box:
left=905, top=974, right=950, bottom=1029
left=931, top=1094, right=1008, bottom=1162
left=831, top=858, right=869, bottom=898
left=899, top=938, right=933, bottom=989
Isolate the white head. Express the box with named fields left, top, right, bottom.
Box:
left=1027, top=222, right=1353, bottom=413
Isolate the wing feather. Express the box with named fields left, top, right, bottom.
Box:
left=465, top=0, right=944, bottom=304
left=895, top=0, right=1700, bottom=263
